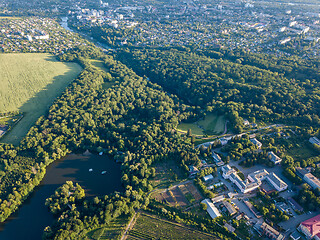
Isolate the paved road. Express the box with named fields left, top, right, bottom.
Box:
left=196, top=124, right=283, bottom=148
left=279, top=210, right=320, bottom=237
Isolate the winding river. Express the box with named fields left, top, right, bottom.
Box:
left=0, top=154, right=123, bottom=240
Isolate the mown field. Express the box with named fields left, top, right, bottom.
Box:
left=178, top=113, right=226, bottom=136
left=127, top=212, right=216, bottom=240
left=0, top=53, right=82, bottom=145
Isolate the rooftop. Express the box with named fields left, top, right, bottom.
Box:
left=300, top=214, right=320, bottom=238
left=201, top=199, right=221, bottom=220
left=267, top=172, right=288, bottom=189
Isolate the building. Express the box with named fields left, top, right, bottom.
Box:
left=244, top=200, right=262, bottom=218
left=266, top=173, right=288, bottom=191
left=212, top=152, right=224, bottom=166
left=303, top=173, right=320, bottom=190
left=203, top=174, right=214, bottom=182
left=189, top=165, right=199, bottom=176
left=243, top=119, right=250, bottom=126
left=298, top=214, right=320, bottom=240
left=201, top=199, right=221, bottom=219
left=224, top=223, right=235, bottom=233
left=248, top=169, right=269, bottom=183
left=268, top=151, right=282, bottom=165
left=309, top=137, right=320, bottom=146
left=222, top=165, right=260, bottom=193
left=222, top=165, right=287, bottom=193
left=250, top=138, right=262, bottom=149
left=276, top=202, right=290, bottom=214
left=221, top=165, right=236, bottom=178
left=296, top=167, right=320, bottom=190
left=279, top=37, right=291, bottom=45
left=254, top=221, right=285, bottom=240
left=290, top=231, right=302, bottom=240
left=288, top=197, right=304, bottom=212
left=223, top=201, right=237, bottom=216
left=211, top=195, right=225, bottom=203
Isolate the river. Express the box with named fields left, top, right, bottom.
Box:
left=60, top=17, right=113, bottom=51
left=0, top=153, right=123, bottom=240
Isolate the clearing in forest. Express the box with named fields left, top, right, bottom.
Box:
left=0, top=53, right=82, bottom=145
left=178, top=113, right=226, bottom=136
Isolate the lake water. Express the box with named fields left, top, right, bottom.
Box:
left=0, top=153, right=123, bottom=240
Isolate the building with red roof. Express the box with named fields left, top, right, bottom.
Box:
left=298, top=214, right=320, bottom=240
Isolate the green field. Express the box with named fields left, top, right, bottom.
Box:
left=178, top=113, right=226, bottom=136
left=89, top=59, right=116, bottom=89
left=0, top=53, right=82, bottom=145
left=286, top=142, right=320, bottom=161
left=84, top=215, right=130, bottom=240
left=127, top=212, right=216, bottom=239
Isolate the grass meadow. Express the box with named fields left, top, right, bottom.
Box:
left=178, top=113, right=226, bottom=136
left=0, top=53, right=82, bottom=145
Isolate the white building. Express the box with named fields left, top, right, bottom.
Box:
left=222, top=165, right=287, bottom=193
left=266, top=173, right=288, bottom=191
left=250, top=138, right=262, bottom=149
left=203, top=174, right=214, bottom=182
left=309, top=137, right=320, bottom=146
left=222, top=165, right=260, bottom=193
left=212, top=152, right=224, bottom=166
left=303, top=173, right=320, bottom=190
left=268, top=151, right=282, bottom=165
left=201, top=199, right=221, bottom=219
left=279, top=37, right=291, bottom=45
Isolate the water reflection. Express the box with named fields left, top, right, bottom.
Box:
left=0, top=154, right=123, bottom=240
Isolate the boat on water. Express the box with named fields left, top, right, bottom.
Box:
left=89, top=169, right=93, bottom=172
left=101, top=171, right=107, bottom=175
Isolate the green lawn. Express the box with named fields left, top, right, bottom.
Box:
left=89, top=59, right=116, bottom=90
left=177, top=122, right=204, bottom=135
left=198, top=113, right=226, bottom=135
left=286, top=142, right=319, bottom=161
left=0, top=53, right=82, bottom=145
left=177, top=113, right=226, bottom=136
left=89, top=59, right=109, bottom=72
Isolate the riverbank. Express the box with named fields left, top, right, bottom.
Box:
left=0, top=154, right=123, bottom=240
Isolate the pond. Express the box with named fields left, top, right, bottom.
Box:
left=0, top=153, right=123, bottom=240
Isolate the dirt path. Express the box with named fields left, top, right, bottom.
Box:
left=120, top=211, right=138, bottom=240
left=221, top=120, right=229, bottom=135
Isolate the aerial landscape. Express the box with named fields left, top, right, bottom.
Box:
left=0, top=0, right=320, bottom=239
